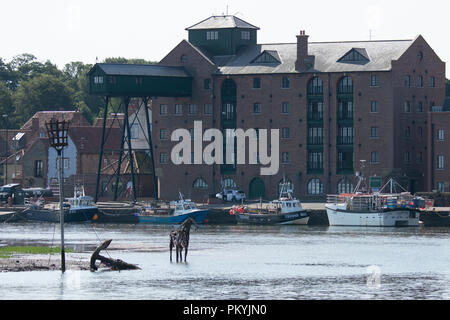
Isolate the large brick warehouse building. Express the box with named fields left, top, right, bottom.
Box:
left=151, top=15, right=447, bottom=201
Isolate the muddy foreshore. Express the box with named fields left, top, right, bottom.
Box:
left=0, top=256, right=91, bottom=272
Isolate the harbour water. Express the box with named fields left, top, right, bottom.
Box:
left=0, top=222, right=449, bottom=300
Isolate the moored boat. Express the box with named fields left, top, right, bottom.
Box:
left=232, top=183, right=309, bottom=225
left=26, top=186, right=98, bottom=223
left=137, top=194, right=209, bottom=224
left=325, top=176, right=420, bottom=227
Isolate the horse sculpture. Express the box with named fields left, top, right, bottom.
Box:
left=170, top=218, right=197, bottom=263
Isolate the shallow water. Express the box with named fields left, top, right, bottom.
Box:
left=0, top=222, right=449, bottom=300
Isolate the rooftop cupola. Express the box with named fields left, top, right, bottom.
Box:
left=186, top=15, right=259, bottom=55
left=295, top=30, right=310, bottom=71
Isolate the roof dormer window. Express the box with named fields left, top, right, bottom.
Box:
left=251, top=50, right=281, bottom=64
left=338, top=48, right=370, bottom=63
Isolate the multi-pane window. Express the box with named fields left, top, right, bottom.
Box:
left=307, top=77, right=323, bottom=95
left=175, top=104, right=183, bottom=115
left=418, top=75, right=423, bottom=88
left=160, top=104, right=168, bottom=115
left=338, top=101, right=353, bottom=120
left=188, top=104, right=197, bottom=115
left=437, top=182, right=445, bottom=192
left=405, top=75, right=411, bottom=88
left=308, top=127, right=323, bottom=145
left=371, top=127, right=379, bottom=138
left=193, top=178, right=208, bottom=189
left=308, top=101, right=323, bottom=120
left=34, top=160, right=43, bottom=177
left=160, top=152, right=168, bottom=164
left=438, top=129, right=445, bottom=141
left=206, top=31, right=218, bottom=40
left=282, top=128, right=290, bottom=139
left=418, top=127, right=423, bottom=137
left=241, top=31, right=251, bottom=40
left=282, top=102, right=290, bottom=114
left=282, top=77, right=290, bottom=89
left=371, top=75, right=379, bottom=87
left=308, top=152, right=323, bottom=170
left=337, top=178, right=354, bottom=194
left=371, top=101, right=379, bottom=113
left=338, top=126, right=353, bottom=144
left=253, top=77, right=261, bottom=89
left=371, top=151, right=379, bottom=163
left=253, top=103, right=261, bottom=114
left=204, top=104, right=212, bottom=115
left=307, top=179, right=323, bottom=195
left=160, top=129, right=169, bottom=140
left=338, top=76, right=353, bottom=94
left=438, top=155, right=445, bottom=169
left=94, top=76, right=104, bottom=84
left=429, top=76, right=436, bottom=88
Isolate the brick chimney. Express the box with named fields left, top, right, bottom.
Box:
left=295, top=30, right=310, bottom=71
left=32, top=117, right=40, bottom=135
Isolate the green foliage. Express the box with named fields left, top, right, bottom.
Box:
left=12, top=74, right=74, bottom=126
left=0, top=54, right=158, bottom=128
left=0, top=246, right=74, bottom=258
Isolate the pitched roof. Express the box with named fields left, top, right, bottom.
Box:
left=186, top=15, right=260, bottom=30
left=205, top=39, right=413, bottom=75
left=69, top=126, right=122, bottom=154
left=21, top=111, right=91, bottom=130
left=89, top=63, right=191, bottom=78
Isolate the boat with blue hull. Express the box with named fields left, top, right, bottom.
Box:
left=138, top=194, right=209, bottom=224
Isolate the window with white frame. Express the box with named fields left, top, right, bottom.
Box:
left=438, top=155, right=445, bottom=169
left=241, top=31, right=251, bottom=40
left=307, top=179, right=323, bottom=195
left=206, top=31, right=219, bottom=40
left=438, top=129, right=444, bottom=141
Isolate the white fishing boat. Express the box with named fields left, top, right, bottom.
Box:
left=325, top=174, right=420, bottom=227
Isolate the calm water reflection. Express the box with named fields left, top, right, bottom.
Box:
left=0, top=223, right=449, bottom=300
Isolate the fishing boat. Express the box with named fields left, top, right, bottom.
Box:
left=325, top=174, right=420, bottom=227
left=137, top=193, right=209, bottom=224
left=26, top=186, right=98, bottom=223
left=232, top=183, right=309, bottom=225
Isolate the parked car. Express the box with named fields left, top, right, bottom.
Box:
left=0, top=183, right=25, bottom=205
left=23, top=187, right=54, bottom=199
left=216, top=189, right=246, bottom=202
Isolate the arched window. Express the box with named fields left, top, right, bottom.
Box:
left=307, top=77, right=323, bottom=95
left=307, top=179, right=323, bottom=195
left=278, top=179, right=294, bottom=195
left=337, top=76, right=353, bottom=94
left=337, top=178, right=354, bottom=194
left=222, top=178, right=237, bottom=189
left=193, top=177, right=208, bottom=189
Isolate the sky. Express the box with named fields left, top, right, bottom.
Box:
left=1, top=0, right=449, bottom=76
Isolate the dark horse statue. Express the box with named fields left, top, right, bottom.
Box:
left=170, top=218, right=198, bottom=263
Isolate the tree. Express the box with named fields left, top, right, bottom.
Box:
left=0, top=82, right=13, bottom=116
left=12, top=74, right=74, bottom=126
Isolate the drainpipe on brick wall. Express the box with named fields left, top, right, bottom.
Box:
left=327, top=73, right=332, bottom=194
